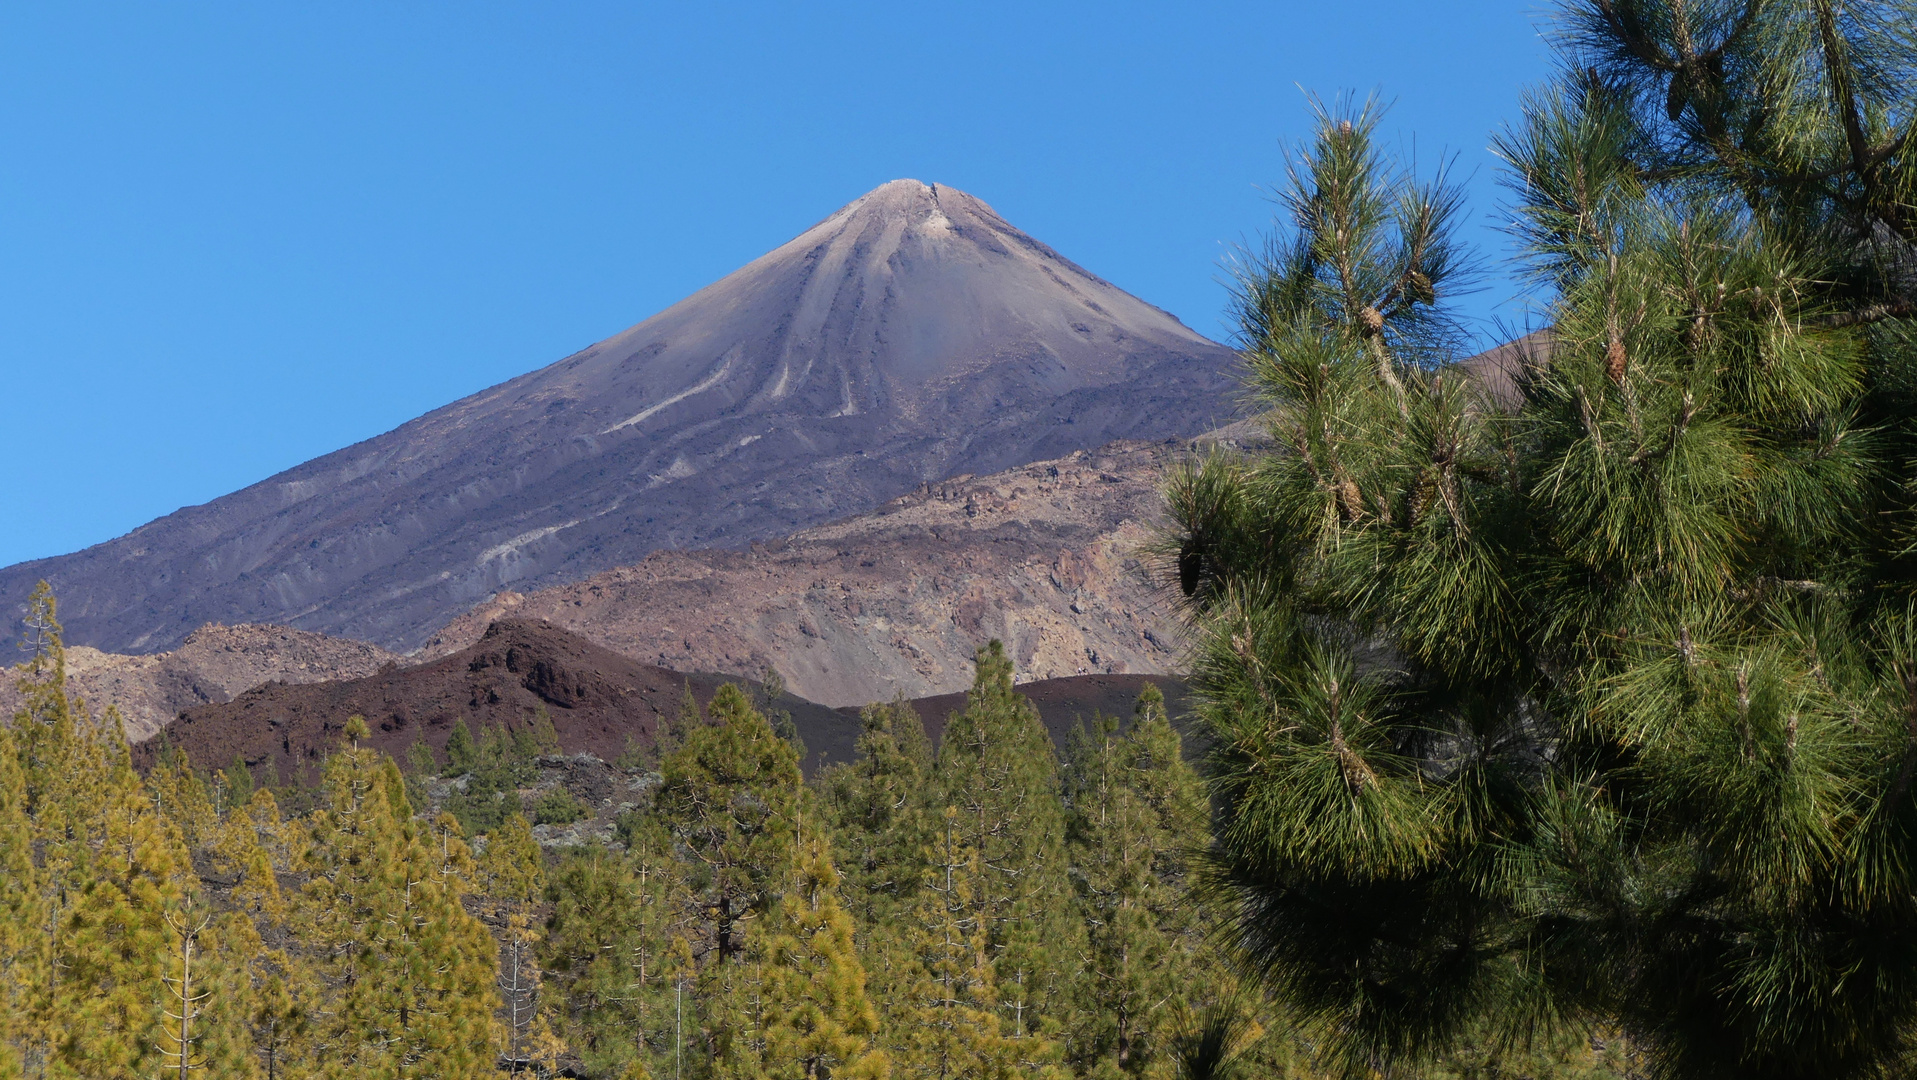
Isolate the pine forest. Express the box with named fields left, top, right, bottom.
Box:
left=5, top=1, right=1917, bottom=1078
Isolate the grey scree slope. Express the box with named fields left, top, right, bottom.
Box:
left=5, top=180, right=1241, bottom=654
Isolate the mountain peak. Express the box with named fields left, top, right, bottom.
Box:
left=5, top=183, right=1240, bottom=653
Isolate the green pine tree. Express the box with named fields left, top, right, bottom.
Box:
left=820, top=696, right=934, bottom=929
left=819, top=696, right=936, bottom=1038
left=931, top=642, right=1083, bottom=1050
left=542, top=832, right=694, bottom=1080
left=1168, top=7, right=1917, bottom=1076
left=894, top=808, right=1063, bottom=1080
left=653, top=683, right=804, bottom=968
left=223, top=752, right=256, bottom=810
left=445, top=717, right=478, bottom=777
left=1062, top=685, right=1215, bottom=1078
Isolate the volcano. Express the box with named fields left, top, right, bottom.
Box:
left=3, top=180, right=1239, bottom=653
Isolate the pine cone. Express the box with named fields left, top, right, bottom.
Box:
left=1336, top=478, right=1364, bottom=520
left=1665, top=76, right=1688, bottom=121
left=1605, top=337, right=1628, bottom=385
left=1406, top=270, right=1435, bottom=305
left=1359, top=306, right=1385, bottom=336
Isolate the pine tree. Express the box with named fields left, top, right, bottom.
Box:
left=156, top=896, right=260, bottom=1080
left=479, top=812, right=560, bottom=1075
left=445, top=717, right=478, bottom=777
left=148, top=750, right=220, bottom=854
left=1062, top=685, right=1214, bottom=1078
left=654, top=681, right=705, bottom=762
left=300, top=718, right=498, bottom=1079
left=820, top=696, right=933, bottom=929
left=1168, top=7, right=1917, bottom=1076
left=6, top=583, right=114, bottom=1076
left=819, top=696, right=936, bottom=1037
left=742, top=836, right=885, bottom=1080
left=3, top=586, right=261, bottom=1080
left=931, top=642, right=1083, bottom=1050
left=542, top=834, right=693, bottom=1080
left=895, top=808, right=1050, bottom=1080
left=223, top=753, right=256, bottom=810
left=653, top=683, right=804, bottom=968
left=217, top=788, right=314, bottom=1080
left=5, top=585, right=228, bottom=1080
left=49, top=754, right=195, bottom=1079
left=479, top=811, right=545, bottom=913
left=0, top=721, right=36, bottom=1079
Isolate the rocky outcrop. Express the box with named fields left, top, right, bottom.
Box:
left=0, top=623, right=398, bottom=742
left=148, top=618, right=857, bottom=782
left=147, top=616, right=1193, bottom=783
left=419, top=439, right=1192, bottom=707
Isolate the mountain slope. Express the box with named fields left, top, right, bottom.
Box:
left=2, top=179, right=1237, bottom=655
left=418, top=438, right=1188, bottom=707
left=146, top=618, right=1190, bottom=781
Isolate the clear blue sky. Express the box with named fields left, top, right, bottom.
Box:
left=0, top=2, right=1555, bottom=570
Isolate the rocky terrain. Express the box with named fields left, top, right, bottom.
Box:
left=418, top=438, right=1194, bottom=708
left=146, top=613, right=1194, bottom=794
left=12, top=433, right=1219, bottom=744
left=5, top=179, right=1238, bottom=655
left=145, top=617, right=861, bottom=782
left=20, top=332, right=1538, bottom=748
left=0, top=622, right=397, bottom=741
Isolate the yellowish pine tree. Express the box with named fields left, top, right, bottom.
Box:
left=481, top=812, right=560, bottom=1075
left=478, top=811, right=544, bottom=912
left=301, top=717, right=500, bottom=1079
left=217, top=788, right=316, bottom=1080
left=496, top=906, right=565, bottom=1077
left=9, top=582, right=118, bottom=1077
left=155, top=895, right=260, bottom=1080
left=49, top=756, right=192, bottom=1079
left=147, top=748, right=220, bottom=853
left=896, top=809, right=1019, bottom=1080
left=247, top=973, right=312, bottom=1080
left=217, top=789, right=290, bottom=928
left=754, top=836, right=887, bottom=1080
left=0, top=721, right=34, bottom=1079
left=144, top=738, right=263, bottom=1079
left=299, top=715, right=403, bottom=1077
left=427, top=809, right=478, bottom=896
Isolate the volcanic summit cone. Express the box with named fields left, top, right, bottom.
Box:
left=5, top=180, right=1238, bottom=652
